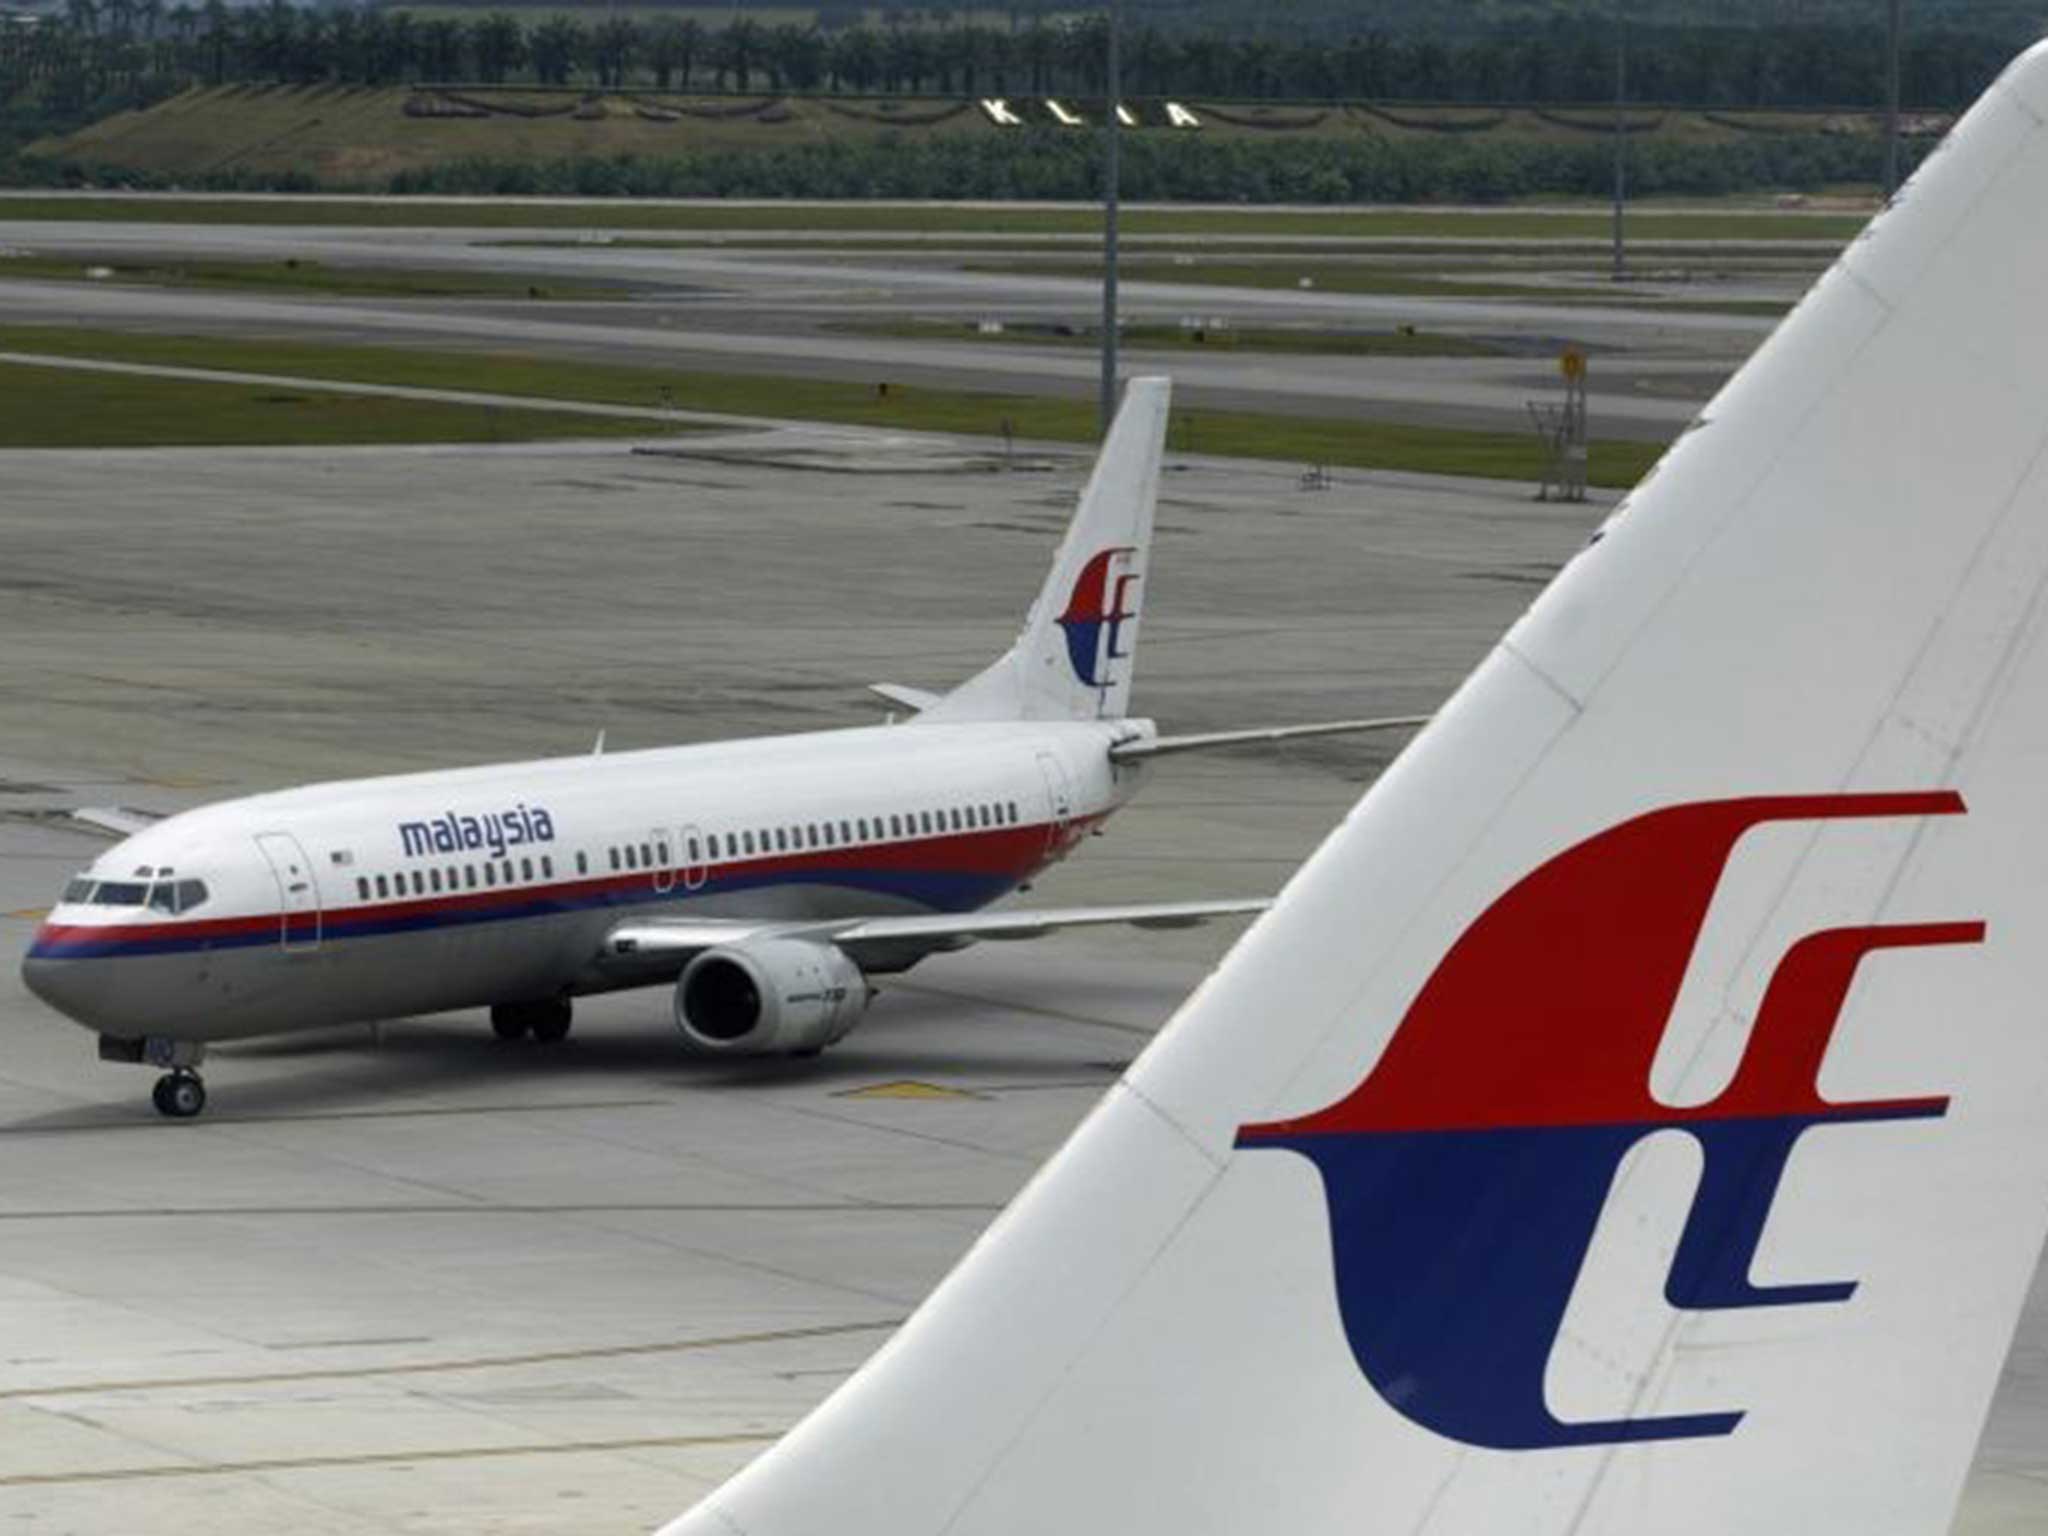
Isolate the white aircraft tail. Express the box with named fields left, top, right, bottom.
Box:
left=663, top=45, right=2048, bottom=1536
left=922, top=376, right=1168, bottom=723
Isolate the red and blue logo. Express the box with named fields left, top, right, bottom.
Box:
left=1236, top=793, right=1979, bottom=1451
left=1057, top=547, right=1140, bottom=688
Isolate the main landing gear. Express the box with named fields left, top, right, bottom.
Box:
left=490, top=999, right=573, bottom=1044
left=151, top=1069, right=206, bottom=1120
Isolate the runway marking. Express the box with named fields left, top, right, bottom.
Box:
left=0, top=1201, right=999, bottom=1221
left=0, top=1318, right=901, bottom=1402
left=835, top=1080, right=987, bottom=1101
left=0, top=1431, right=784, bottom=1488
left=0, top=1096, right=671, bottom=1135
left=2, top=907, right=48, bottom=920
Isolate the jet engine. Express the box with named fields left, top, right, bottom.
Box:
left=674, top=938, right=870, bottom=1056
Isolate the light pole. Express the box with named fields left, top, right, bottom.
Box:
left=1611, top=17, right=1626, bottom=282
left=1099, top=0, right=1120, bottom=435
left=1885, top=0, right=1904, bottom=195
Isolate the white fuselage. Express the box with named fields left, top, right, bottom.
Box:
left=23, top=719, right=1147, bottom=1045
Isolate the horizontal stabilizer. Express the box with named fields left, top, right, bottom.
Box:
left=71, top=806, right=165, bottom=838
left=1111, top=715, right=1430, bottom=761
left=868, top=683, right=942, bottom=714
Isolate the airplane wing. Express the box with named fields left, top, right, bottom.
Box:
left=1109, top=715, right=1430, bottom=761
left=70, top=806, right=166, bottom=838
left=600, top=899, right=1267, bottom=967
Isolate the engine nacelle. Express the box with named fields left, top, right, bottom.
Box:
left=674, top=938, right=870, bottom=1056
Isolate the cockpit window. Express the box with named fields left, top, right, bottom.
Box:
left=89, top=881, right=148, bottom=907
left=141, top=879, right=210, bottom=915
left=63, top=878, right=95, bottom=904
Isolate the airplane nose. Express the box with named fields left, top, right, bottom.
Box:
left=20, top=942, right=104, bottom=1030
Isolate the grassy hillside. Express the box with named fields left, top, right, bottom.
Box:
left=38, top=83, right=1920, bottom=190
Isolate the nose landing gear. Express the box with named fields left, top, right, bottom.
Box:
left=151, top=1069, right=206, bottom=1120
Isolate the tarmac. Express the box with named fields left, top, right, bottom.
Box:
left=0, top=429, right=2041, bottom=1533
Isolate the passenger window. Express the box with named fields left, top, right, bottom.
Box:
left=464, top=865, right=477, bottom=888
left=640, top=842, right=653, bottom=866
left=922, top=812, right=935, bottom=834
left=484, top=864, right=496, bottom=887
left=889, top=814, right=902, bottom=836
left=501, top=861, right=513, bottom=885
left=430, top=869, right=443, bottom=893
left=411, top=871, right=425, bottom=896
left=576, top=851, right=588, bottom=875
left=357, top=878, right=370, bottom=901
left=447, top=866, right=459, bottom=890
left=376, top=875, right=390, bottom=898
left=950, top=809, right=962, bottom=831
left=657, top=841, right=669, bottom=865
left=542, top=855, right=553, bottom=878
left=1008, top=801, right=1019, bottom=822
left=687, top=836, right=700, bottom=860
left=521, top=857, right=533, bottom=881
left=608, top=847, right=620, bottom=871
left=775, top=829, right=787, bottom=852
left=741, top=830, right=754, bottom=855
left=623, top=846, right=637, bottom=869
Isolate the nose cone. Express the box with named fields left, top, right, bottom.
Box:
left=21, top=930, right=113, bottom=1033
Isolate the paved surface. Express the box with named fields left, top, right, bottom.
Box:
left=0, top=431, right=2041, bottom=1533
left=0, top=217, right=1785, bottom=439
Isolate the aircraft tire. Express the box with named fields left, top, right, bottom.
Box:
left=530, top=1001, right=573, bottom=1045
left=488, top=1005, right=530, bottom=1041
left=152, top=1071, right=206, bottom=1119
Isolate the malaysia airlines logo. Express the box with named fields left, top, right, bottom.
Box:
left=1236, top=793, right=1981, bottom=1451
left=1056, top=547, right=1140, bottom=688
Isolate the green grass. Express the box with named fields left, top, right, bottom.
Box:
left=0, top=358, right=700, bottom=447
left=0, top=324, right=1663, bottom=485
left=836, top=318, right=1510, bottom=358
left=0, top=196, right=1873, bottom=243
left=0, top=253, right=628, bottom=300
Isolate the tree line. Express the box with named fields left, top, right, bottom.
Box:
left=0, top=1, right=2016, bottom=120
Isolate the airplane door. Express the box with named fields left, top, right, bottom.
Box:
left=254, top=832, right=321, bottom=952
left=1036, top=751, right=1074, bottom=853
left=651, top=827, right=677, bottom=895
left=680, top=823, right=708, bottom=892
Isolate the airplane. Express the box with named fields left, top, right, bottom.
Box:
left=655, top=44, right=2048, bottom=1536
left=19, top=376, right=1423, bottom=1120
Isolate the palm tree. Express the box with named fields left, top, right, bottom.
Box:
left=592, top=15, right=636, bottom=87
left=471, top=13, right=523, bottom=85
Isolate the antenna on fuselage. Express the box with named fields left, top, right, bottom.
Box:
left=592, top=730, right=607, bottom=756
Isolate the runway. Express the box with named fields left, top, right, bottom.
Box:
left=0, top=428, right=2042, bottom=1532
left=0, top=214, right=1779, bottom=439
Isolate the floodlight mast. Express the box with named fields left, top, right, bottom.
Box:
left=1100, top=0, right=1121, bottom=436
left=1885, top=0, right=1905, bottom=195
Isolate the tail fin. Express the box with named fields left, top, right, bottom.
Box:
left=663, top=46, right=2048, bottom=1536
left=923, top=376, right=1168, bottom=723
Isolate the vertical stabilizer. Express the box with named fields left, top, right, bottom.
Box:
left=662, top=44, right=2048, bottom=1536
left=923, top=376, right=1168, bottom=723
